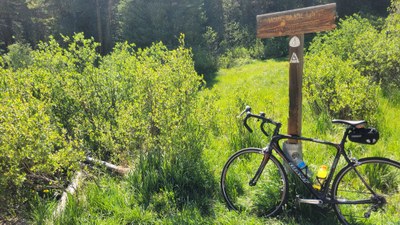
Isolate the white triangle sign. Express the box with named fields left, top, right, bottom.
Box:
left=290, top=52, right=300, bottom=64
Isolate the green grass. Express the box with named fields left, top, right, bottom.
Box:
left=32, top=60, right=400, bottom=224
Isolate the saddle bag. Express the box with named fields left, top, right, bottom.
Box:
left=348, top=128, right=379, bottom=145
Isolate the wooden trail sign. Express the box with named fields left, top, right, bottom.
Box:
left=256, top=3, right=336, bottom=143
left=257, top=3, right=336, bottom=39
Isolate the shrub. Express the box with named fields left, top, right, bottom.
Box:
left=351, top=14, right=400, bottom=89
left=110, top=40, right=216, bottom=212
left=376, top=3, right=400, bottom=89
left=0, top=64, right=83, bottom=215
left=3, top=42, right=33, bottom=70
left=249, top=39, right=265, bottom=60
left=308, top=15, right=378, bottom=61
left=309, top=14, right=400, bottom=89
left=304, top=50, right=380, bottom=121
left=1, top=33, right=216, bottom=218
left=194, top=26, right=220, bottom=78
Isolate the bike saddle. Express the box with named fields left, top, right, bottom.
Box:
left=332, top=119, right=367, bottom=126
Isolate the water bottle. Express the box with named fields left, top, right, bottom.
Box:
left=313, top=165, right=328, bottom=190
left=292, top=153, right=311, bottom=178
left=297, top=160, right=311, bottom=178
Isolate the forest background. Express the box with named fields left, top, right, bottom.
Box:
left=0, top=0, right=392, bottom=76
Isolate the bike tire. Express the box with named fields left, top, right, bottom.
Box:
left=331, top=157, right=400, bottom=225
left=221, top=148, right=288, bottom=217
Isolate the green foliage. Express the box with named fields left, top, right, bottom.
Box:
left=264, top=37, right=288, bottom=58
left=304, top=14, right=400, bottom=119
left=26, top=60, right=400, bottom=225
left=1, top=33, right=216, bottom=220
left=0, top=46, right=84, bottom=215
left=308, top=15, right=377, bottom=61
left=304, top=50, right=380, bottom=121
left=350, top=12, right=400, bottom=89
left=3, top=42, right=34, bottom=69
left=117, top=0, right=205, bottom=48
left=218, top=47, right=254, bottom=68
left=193, top=27, right=220, bottom=78
left=309, top=14, right=400, bottom=89
left=376, top=4, right=400, bottom=89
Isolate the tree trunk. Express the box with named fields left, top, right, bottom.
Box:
left=104, top=0, right=113, bottom=53
left=95, top=0, right=104, bottom=53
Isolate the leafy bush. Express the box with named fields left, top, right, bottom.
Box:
left=304, top=50, right=380, bottom=121
left=375, top=3, right=400, bottom=89
left=304, top=12, right=400, bottom=119
left=110, top=40, right=216, bottom=211
left=0, top=55, right=83, bottom=215
left=1, top=33, right=216, bottom=218
left=193, top=48, right=218, bottom=81
left=3, top=42, right=33, bottom=70
left=307, top=15, right=379, bottom=61
left=193, top=26, right=220, bottom=78
left=309, top=14, right=400, bottom=89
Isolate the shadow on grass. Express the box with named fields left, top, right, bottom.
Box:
left=202, top=71, right=219, bottom=89
left=279, top=204, right=341, bottom=225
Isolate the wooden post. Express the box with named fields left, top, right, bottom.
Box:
left=287, top=34, right=304, bottom=143
left=256, top=4, right=336, bottom=151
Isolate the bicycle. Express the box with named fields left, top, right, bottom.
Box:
left=220, top=106, right=400, bottom=225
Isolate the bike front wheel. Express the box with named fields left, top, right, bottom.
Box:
left=332, top=157, right=400, bottom=225
left=220, top=148, right=288, bottom=217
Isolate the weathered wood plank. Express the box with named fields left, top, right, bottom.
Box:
left=257, top=3, right=336, bottom=38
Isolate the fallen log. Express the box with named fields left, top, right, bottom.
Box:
left=52, top=171, right=85, bottom=220
left=85, top=156, right=131, bottom=175
left=50, top=157, right=131, bottom=222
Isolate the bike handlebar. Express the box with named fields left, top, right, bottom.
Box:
left=240, top=106, right=282, bottom=136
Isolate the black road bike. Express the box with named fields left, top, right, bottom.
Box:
left=221, top=106, right=400, bottom=225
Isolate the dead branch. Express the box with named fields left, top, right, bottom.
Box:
left=85, top=156, right=131, bottom=175
left=49, top=157, right=131, bottom=223
left=50, top=171, right=85, bottom=223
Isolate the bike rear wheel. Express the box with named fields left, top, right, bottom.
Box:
left=332, top=157, right=400, bottom=225
left=221, top=148, right=288, bottom=217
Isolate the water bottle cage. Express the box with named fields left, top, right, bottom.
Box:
left=316, top=177, right=326, bottom=186
left=299, top=165, right=311, bottom=179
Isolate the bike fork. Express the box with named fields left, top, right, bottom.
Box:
left=249, top=150, right=271, bottom=186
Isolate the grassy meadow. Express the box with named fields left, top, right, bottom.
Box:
left=31, top=59, right=400, bottom=224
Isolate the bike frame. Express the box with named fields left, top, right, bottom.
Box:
left=244, top=112, right=376, bottom=204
